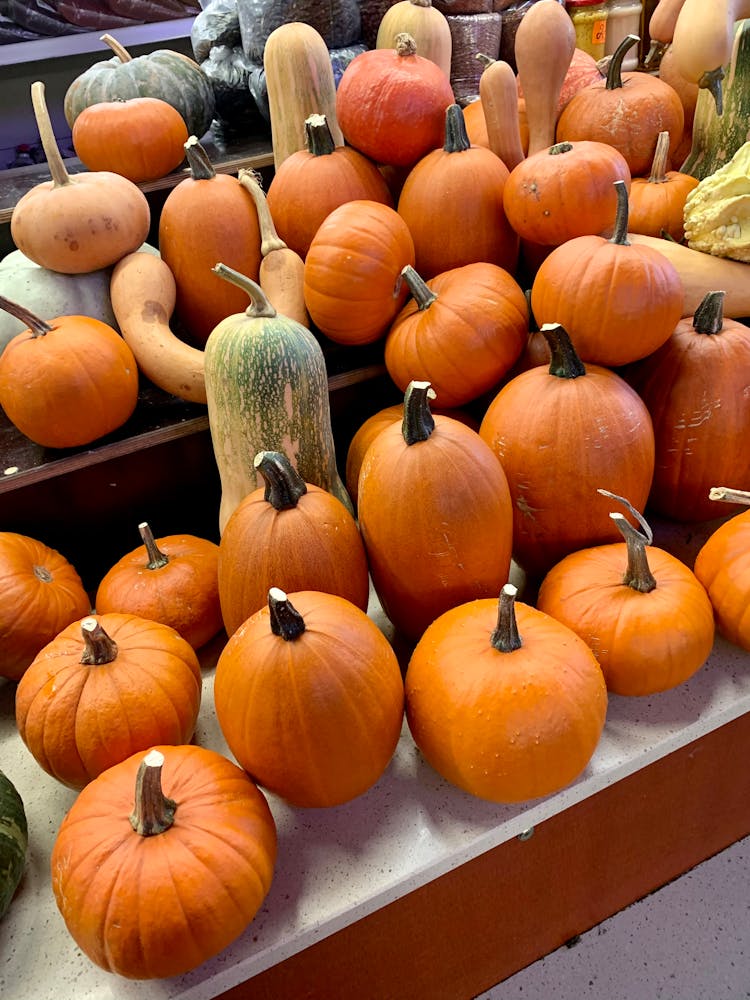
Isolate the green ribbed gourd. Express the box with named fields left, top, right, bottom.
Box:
left=205, top=264, right=352, bottom=534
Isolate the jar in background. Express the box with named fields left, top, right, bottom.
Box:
left=566, top=0, right=608, bottom=60
left=605, top=0, right=643, bottom=70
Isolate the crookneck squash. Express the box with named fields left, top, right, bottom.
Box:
left=205, top=265, right=351, bottom=533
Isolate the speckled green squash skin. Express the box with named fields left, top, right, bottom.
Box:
left=681, top=20, right=750, bottom=180
left=0, top=769, right=28, bottom=920
left=63, top=49, right=215, bottom=142
left=204, top=310, right=353, bottom=533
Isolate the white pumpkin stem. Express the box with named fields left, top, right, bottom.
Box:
left=30, top=81, right=70, bottom=189
left=130, top=749, right=177, bottom=837
left=708, top=487, right=750, bottom=506
left=100, top=33, right=132, bottom=63
left=237, top=169, right=288, bottom=257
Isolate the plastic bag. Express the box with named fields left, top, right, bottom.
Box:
left=236, top=0, right=361, bottom=64
left=191, top=0, right=241, bottom=63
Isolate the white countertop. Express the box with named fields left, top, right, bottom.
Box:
left=2, top=516, right=750, bottom=1000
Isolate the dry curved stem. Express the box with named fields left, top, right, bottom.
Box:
left=212, top=262, right=276, bottom=318
left=31, top=81, right=70, bottom=188
left=0, top=294, right=53, bottom=336
left=254, top=451, right=307, bottom=510
left=100, top=33, right=132, bottom=62
left=598, top=489, right=656, bottom=593
left=402, top=380, right=436, bottom=445
left=238, top=169, right=288, bottom=256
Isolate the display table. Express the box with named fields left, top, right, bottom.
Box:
left=2, top=516, right=750, bottom=1000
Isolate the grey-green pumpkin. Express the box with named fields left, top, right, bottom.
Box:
left=0, top=769, right=28, bottom=920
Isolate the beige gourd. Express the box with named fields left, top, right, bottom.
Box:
left=375, top=0, right=452, bottom=79
left=263, top=22, right=344, bottom=170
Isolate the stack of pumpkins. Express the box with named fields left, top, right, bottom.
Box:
left=3, top=0, right=750, bottom=983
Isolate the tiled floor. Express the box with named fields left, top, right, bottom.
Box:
left=477, top=835, right=750, bottom=1000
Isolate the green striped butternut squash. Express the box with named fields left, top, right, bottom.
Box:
left=205, top=264, right=351, bottom=533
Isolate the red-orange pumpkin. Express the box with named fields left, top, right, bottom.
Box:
left=0, top=531, right=91, bottom=681
left=214, top=587, right=405, bottom=807
left=51, top=745, right=277, bottom=979
left=15, top=613, right=202, bottom=789
left=405, top=582, right=608, bottom=802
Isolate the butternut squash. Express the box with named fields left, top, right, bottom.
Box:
left=110, top=252, right=206, bottom=404
left=375, top=0, right=452, bottom=79
left=263, top=22, right=344, bottom=171
left=646, top=0, right=688, bottom=65
left=671, top=0, right=750, bottom=107
left=514, top=0, right=576, bottom=156
left=236, top=169, right=309, bottom=327
left=477, top=56, right=525, bottom=170
left=628, top=232, right=750, bottom=317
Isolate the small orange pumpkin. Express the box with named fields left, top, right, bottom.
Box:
left=16, top=613, right=202, bottom=789
left=95, top=522, right=223, bottom=649
left=214, top=587, right=405, bottom=808
left=627, top=129, right=699, bottom=242
left=72, top=96, right=189, bottom=184
left=405, top=582, right=608, bottom=803
left=0, top=531, right=91, bottom=681
left=0, top=295, right=139, bottom=449
left=51, top=745, right=277, bottom=979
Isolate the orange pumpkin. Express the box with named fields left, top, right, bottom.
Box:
left=71, top=96, right=189, bottom=184
left=335, top=32, right=455, bottom=168
left=214, top=587, right=405, bottom=807
left=303, top=199, right=415, bottom=345
left=694, top=487, right=750, bottom=651
left=358, top=381, right=514, bottom=641
left=479, top=323, right=655, bottom=579
left=158, top=137, right=262, bottom=346
left=0, top=296, right=139, bottom=449
left=95, top=522, right=223, bottom=649
left=529, top=180, right=684, bottom=367
left=502, top=140, right=632, bottom=246
left=218, top=450, right=370, bottom=636
left=51, top=745, right=277, bottom=979
left=265, top=113, right=393, bottom=259
left=622, top=291, right=750, bottom=522
left=405, top=583, right=608, bottom=802
left=397, top=103, right=519, bottom=279
left=384, top=262, right=529, bottom=407
left=0, top=532, right=91, bottom=681
left=556, top=35, right=685, bottom=176
left=627, top=129, right=699, bottom=242
left=16, top=613, right=202, bottom=789
left=537, top=492, right=715, bottom=695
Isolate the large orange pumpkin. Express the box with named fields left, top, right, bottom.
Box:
left=384, top=262, right=529, bottom=407
left=303, top=199, right=415, bottom=345
left=16, top=613, right=202, bottom=789
left=479, top=323, right=655, bottom=579
left=405, top=583, right=608, bottom=803
left=358, top=380, right=514, bottom=641
left=94, top=522, right=223, bottom=650
left=397, top=103, right=519, bottom=279
left=214, top=588, right=405, bottom=807
left=51, top=745, right=277, bottom=979
left=0, top=532, right=91, bottom=681
left=218, top=450, right=370, bottom=636
left=537, top=492, right=715, bottom=695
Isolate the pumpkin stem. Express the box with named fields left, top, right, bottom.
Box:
left=401, top=265, right=437, bottom=311
left=0, top=294, right=53, bottom=337
left=138, top=522, right=169, bottom=571
left=238, top=168, right=288, bottom=256
left=304, top=113, right=337, bottom=156
left=80, top=616, right=118, bottom=665
left=549, top=142, right=574, bottom=156
left=410, top=0, right=432, bottom=7
left=539, top=323, right=586, bottom=379
left=597, top=488, right=655, bottom=592
left=698, top=67, right=724, bottom=115
left=476, top=52, right=495, bottom=68
left=605, top=34, right=639, bottom=90
left=254, top=451, right=308, bottom=510
left=708, top=486, right=750, bottom=506
left=402, top=380, right=437, bottom=445
left=212, top=262, right=277, bottom=318
left=129, top=749, right=177, bottom=837
left=30, top=81, right=71, bottom=189
left=184, top=135, right=217, bottom=181
left=444, top=103, right=471, bottom=153
left=395, top=32, right=418, bottom=57
left=268, top=587, right=306, bottom=640
left=609, top=180, right=631, bottom=246
left=647, top=131, right=671, bottom=184
left=692, top=290, right=726, bottom=336
left=100, top=33, right=132, bottom=63
left=490, top=583, right=523, bottom=653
